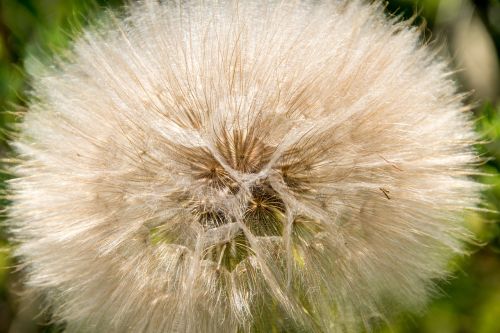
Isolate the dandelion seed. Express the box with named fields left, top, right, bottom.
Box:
left=7, top=0, right=481, bottom=332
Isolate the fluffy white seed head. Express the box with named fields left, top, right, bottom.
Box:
left=7, top=0, right=481, bottom=332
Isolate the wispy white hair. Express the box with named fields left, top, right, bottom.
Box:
left=7, top=0, right=481, bottom=332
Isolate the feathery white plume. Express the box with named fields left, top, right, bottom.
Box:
left=7, top=0, right=481, bottom=332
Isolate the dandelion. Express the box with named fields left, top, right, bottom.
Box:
left=7, top=0, right=481, bottom=332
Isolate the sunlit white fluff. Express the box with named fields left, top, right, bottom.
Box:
left=7, top=0, right=481, bottom=332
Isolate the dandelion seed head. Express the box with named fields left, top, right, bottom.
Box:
left=7, top=0, right=481, bottom=332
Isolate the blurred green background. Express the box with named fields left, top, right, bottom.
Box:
left=0, top=0, right=499, bottom=332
